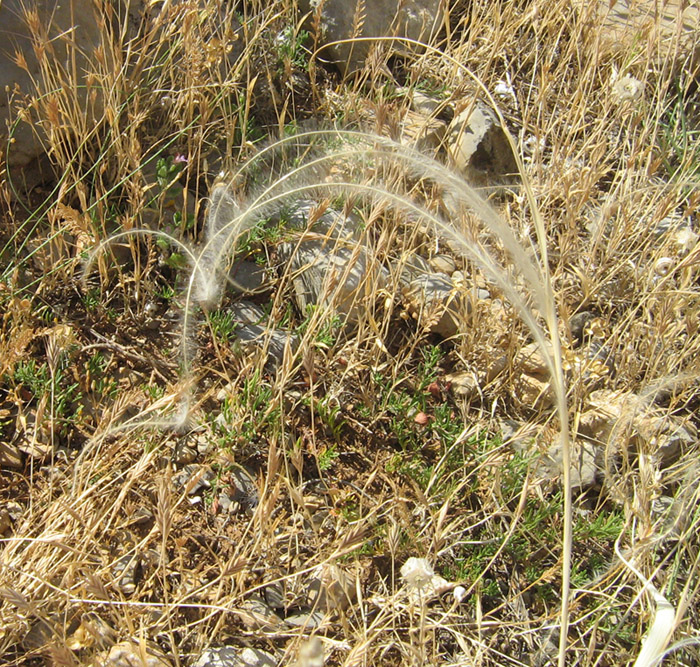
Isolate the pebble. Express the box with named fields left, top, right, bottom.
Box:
left=428, top=254, right=457, bottom=276
left=97, top=641, right=171, bottom=667
left=112, top=554, right=141, bottom=596
left=0, top=441, right=23, bottom=469
left=447, top=102, right=518, bottom=184
left=192, top=647, right=276, bottom=667
left=305, top=563, right=356, bottom=612
left=403, top=272, right=463, bottom=337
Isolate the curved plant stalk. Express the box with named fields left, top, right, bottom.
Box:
left=615, top=541, right=676, bottom=667
left=310, top=37, right=573, bottom=664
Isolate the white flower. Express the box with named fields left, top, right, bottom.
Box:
left=400, top=557, right=435, bottom=591
left=612, top=74, right=643, bottom=103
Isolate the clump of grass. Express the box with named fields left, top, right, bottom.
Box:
left=1, top=0, right=699, bottom=665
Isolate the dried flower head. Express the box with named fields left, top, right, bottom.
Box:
left=400, top=557, right=435, bottom=591
left=612, top=74, right=643, bottom=104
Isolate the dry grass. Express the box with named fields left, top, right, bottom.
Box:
left=1, top=0, right=699, bottom=665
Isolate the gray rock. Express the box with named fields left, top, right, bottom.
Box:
left=299, top=0, right=444, bottom=75
left=397, top=254, right=432, bottom=286
left=399, top=109, right=447, bottom=152
left=281, top=200, right=360, bottom=239
left=538, top=440, right=601, bottom=490
left=283, top=610, right=325, bottom=629
left=112, top=554, right=141, bottom=596
left=579, top=390, right=696, bottom=466
left=192, top=647, right=276, bottom=667
left=403, top=272, right=464, bottom=337
left=236, top=324, right=299, bottom=367
left=568, top=311, right=597, bottom=345
left=173, top=440, right=198, bottom=465
left=0, top=508, right=11, bottom=535
left=428, top=254, right=457, bottom=276
left=410, top=90, right=442, bottom=116
left=230, top=301, right=267, bottom=325
left=173, top=464, right=216, bottom=495
left=263, top=579, right=287, bottom=610
left=100, top=641, right=171, bottom=667
left=228, top=262, right=268, bottom=294
left=281, top=238, right=389, bottom=325
left=220, top=466, right=259, bottom=511
left=448, top=102, right=518, bottom=185
left=238, top=597, right=284, bottom=631
left=227, top=300, right=298, bottom=366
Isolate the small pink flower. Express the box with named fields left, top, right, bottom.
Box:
left=174, top=154, right=188, bottom=164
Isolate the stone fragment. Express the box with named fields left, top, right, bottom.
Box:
left=22, top=617, right=57, bottom=651
left=236, top=325, right=299, bottom=367
left=263, top=579, right=286, bottom=610
left=570, top=0, right=699, bottom=61
left=397, top=254, right=432, bottom=286
left=284, top=611, right=325, bottom=628
left=192, top=647, right=276, bottom=667
left=228, top=261, right=268, bottom=294
left=410, top=90, right=442, bottom=116
left=306, top=563, right=356, bottom=613
left=98, top=641, right=171, bottom=667
left=0, top=508, right=12, bottom=535
left=173, top=464, right=216, bottom=496
left=173, top=440, right=197, bottom=465
left=579, top=390, right=696, bottom=466
left=448, top=102, right=519, bottom=184
left=400, top=109, right=447, bottom=152
left=428, top=254, right=457, bottom=276
left=537, top=440, right=601, bottom=490
left=568, top=311, right=597, bottom=345
left=281, top=238, right=389, bottom=325
left=238, top=597, right=284, bottom=631
left=0, top=441, right=23, bottom=469
left=634, top=415, right=695, bottom=466
left=112, top=554, right=141, bottom=596
left=514, top=373, right=555, bottom=410
left=514, top=342, right=553, bottom=378
left=282, top=200, right=360, bottom=239
left=403, top=272, right=464, bottom=337
left=299, top=0, right=444, bottom=75
left=230, top=301, right=266, bottom=325
left=218, top=466, right=259, bottom=512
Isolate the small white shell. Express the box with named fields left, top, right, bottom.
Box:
left=654, top=257, right=674, bottom=276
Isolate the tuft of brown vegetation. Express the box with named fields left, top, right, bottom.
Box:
left=1, top=1, right=699, bottom=666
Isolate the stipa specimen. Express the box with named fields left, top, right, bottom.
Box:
left=86, top=126, right=575, bottom=658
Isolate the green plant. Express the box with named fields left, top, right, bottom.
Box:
left=317, top=442, right=339, bottom=471
left=85, top=352, right=118, bottom=399
left=315, top=395, right=345, bottom=441
left=275, top=25, right=309, bottom=73
left=207, top=309, right=238, bottom=344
